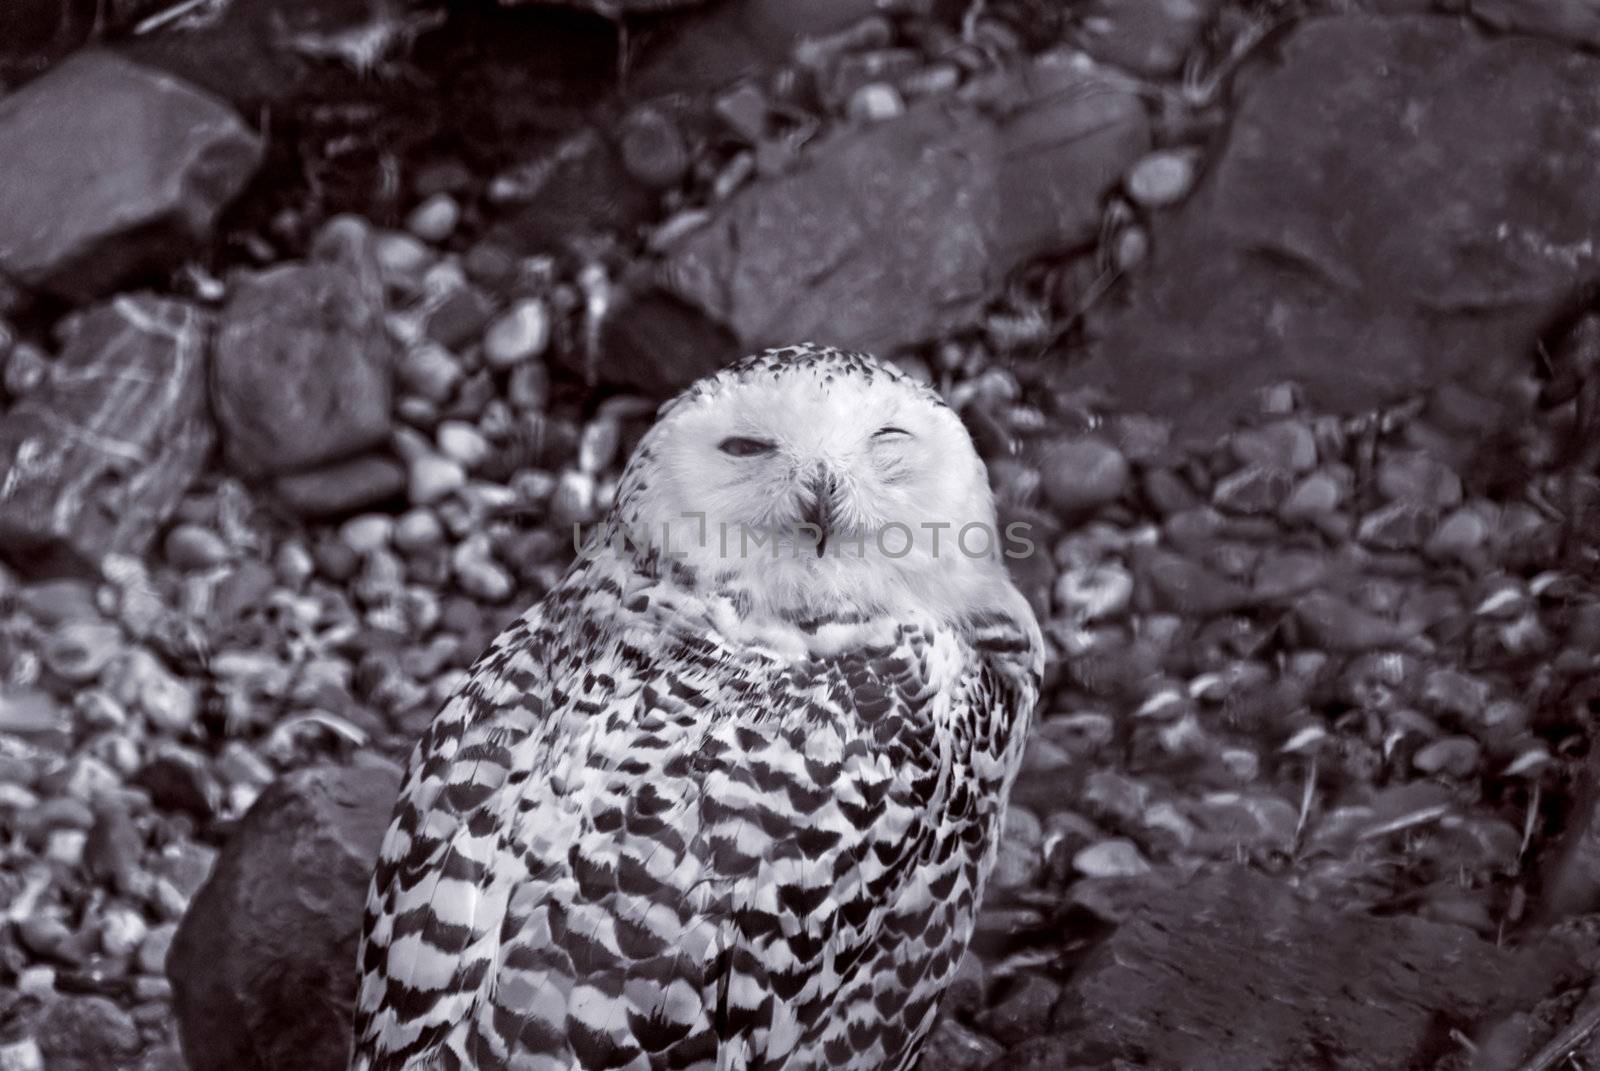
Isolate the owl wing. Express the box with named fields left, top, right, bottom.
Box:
left=780, top=611, right=1043, bottom=1071
left=352, top=608, right=1040, bottom=1071
left=351, top=603, right=568, bottom=1070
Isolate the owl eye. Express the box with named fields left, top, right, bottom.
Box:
left=873, top=426, right=912, bottom=440
left=719, top=436, right=777, bottom=458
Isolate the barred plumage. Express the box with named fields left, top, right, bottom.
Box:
left=352, top=343, right=1043, bottom=1071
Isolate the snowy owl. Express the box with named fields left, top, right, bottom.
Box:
left=351, top=343, right=1044, bottom=1071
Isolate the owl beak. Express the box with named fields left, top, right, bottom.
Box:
left=797, top=465, right=840, bottom=557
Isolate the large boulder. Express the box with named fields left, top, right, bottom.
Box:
left=0, top=49, right=263, bottom=301
left=210, top=218, right=397, bottom=479
left=168, top=761, right=401, bottom=1071
left=602, top=51, right=1149, bottom=395
left=1043, top=867, right=1584, bottom=1068
left=1084, top=15, right=1600, bottom=441
left=0, top=295, right=213, bottom=574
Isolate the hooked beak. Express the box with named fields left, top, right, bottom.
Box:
left=797, top=465, right=840, bottom=558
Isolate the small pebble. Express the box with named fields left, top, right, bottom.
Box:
left=3, top=341, right=47, bottom=398
left=1218, top=747, right=1260, bottom=781
left=137, top=922, right=178, bottom=976
left=46, top=828, right=86, bottom=866
left=713, top=83, right=770, bottom=142
left=122, top=650, right=198, bottom=734
left=1126, top=149, right=1198, bottom=208
left=1212, top=465, right=1292, bottom=514
left=453, top=537, right=514, bottom=603
left=133, top=976, right=174, bottom=1003
left=918, top=1021, right=1001, bottom=1071
left=1279, top=471, right=1343, bottom=522
left=899, top=61, right=961, bottom=98
left=1040, top=438, right=1129, bottom=515
left=578, top=420, right=621, bottom=475
left=1295, top=591, right=1415, bottom=652
left=437, top=421, right=491, bottom=469
left=506, top=360, right=550, bottom=412
left=394, top=508, right=446, bottom=553
left=17, top=914, right=78, bottom=962
left=847, top=83, right=905, bottom=121
left=484, top=300, right=550, bottom=368
left=409, top=454, right=467, bottom=506
left=42, top=621, right=121, bottom=683
left=372, top=231, right=432, bottom=291
left=339, top=514, right=394, bottom=556
left=1377, top=449, right=1462, bottom=509
left=398, top=343, right=462, bottom=403
left=1073, top=838, right=1152, bottom=878
left=0, top=687, right=63, bottom=734
left=425, top=284, right=495, bottom=350
left=274, top=540, right=315, bottom=587
left=1230, top=420, right=1318, bottom=472
left=550, top=470, right=597, bottom=526
left=32, top=796, right=94, bottom=834
left=17, top=966, right=56, bottom=999
left=1422, top=667, right=1489, bottom=721
left=1114, top=225, right=1149, bottom=270
left=1413, top=736, right=1482, bottom=778
left=163, top=524, right=230, bottom=569
left=406, top=193, right=460, bottom=243
left=618, top=105, right=690, bottom=189
left=1053, top=564, right=1133, bottom=622
left=990, top=807, right=1043, bottom=889
left=0, top=1038, right=43, bottom=1071
left=1358, top=502, right=1432, bottom=550
left=99, top=905, right=149, bottom=958
left=978, top=974, right=1062, bottom=1046
left=1425, top=506, right=1488, bottom=562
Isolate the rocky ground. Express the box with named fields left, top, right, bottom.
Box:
left=1, top=0, right=1599, bottom=1069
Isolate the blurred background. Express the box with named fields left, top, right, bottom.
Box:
left=2, top=0, right=1600, bottom=1068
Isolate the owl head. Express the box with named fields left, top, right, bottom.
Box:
left=599, top=344, right=1030, bottom=624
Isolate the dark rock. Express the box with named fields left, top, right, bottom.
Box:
left=1047, top=867, right=1582, bottom=1069
left=1469, top=0, right=1600, bottom=48
left=628, top=0, right=891, bottom=97
left=1212, top=464, right=1293, bottom=515
left=978, top=974, right=1063, bottom=1047
left=594, top=288, right=740, bottom=397
left=86, top=803, right=146, bottom=896
left=617, top=104, right=691, bottom=189
left=1088, top=17, right=1600, bottom=441
left=656, top=99, right=1001, bottom=357
left=0, top=50, right=262, bottom=301
left=616, top=53, right=1146, bottom=394
left=0, top=295, right=212, bottom=573
left=212, top=234, right=395, bottom=478
left=1357, top=502, right=1434, bottom=551
left=423, top=285, right=497, bottom=350
left=1294, top=590, right=1421, bottom=652
left=487, top=126, right=655, bottom=257
left=1039, top=438, right=1130, bottom=516
left=169, top=762, right=401, bottom=1071
left=917, top=1020, right=1004, bottom=1071
left=982, top=55, right=1151, bottom=270
left=35, top=994, right=142, bottom=1071
left=136, top=746, right=220, bottom=821
left=272, top=454, right=407, bottom=519
left=1537, top=756, right=1600, bottom=921
left=209, top=559, right=277, bottom=630
left=1134, top=547, right=1255, bottom=616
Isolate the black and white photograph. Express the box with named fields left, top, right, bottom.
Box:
left=0, top=0, right=1598, bottom=1067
